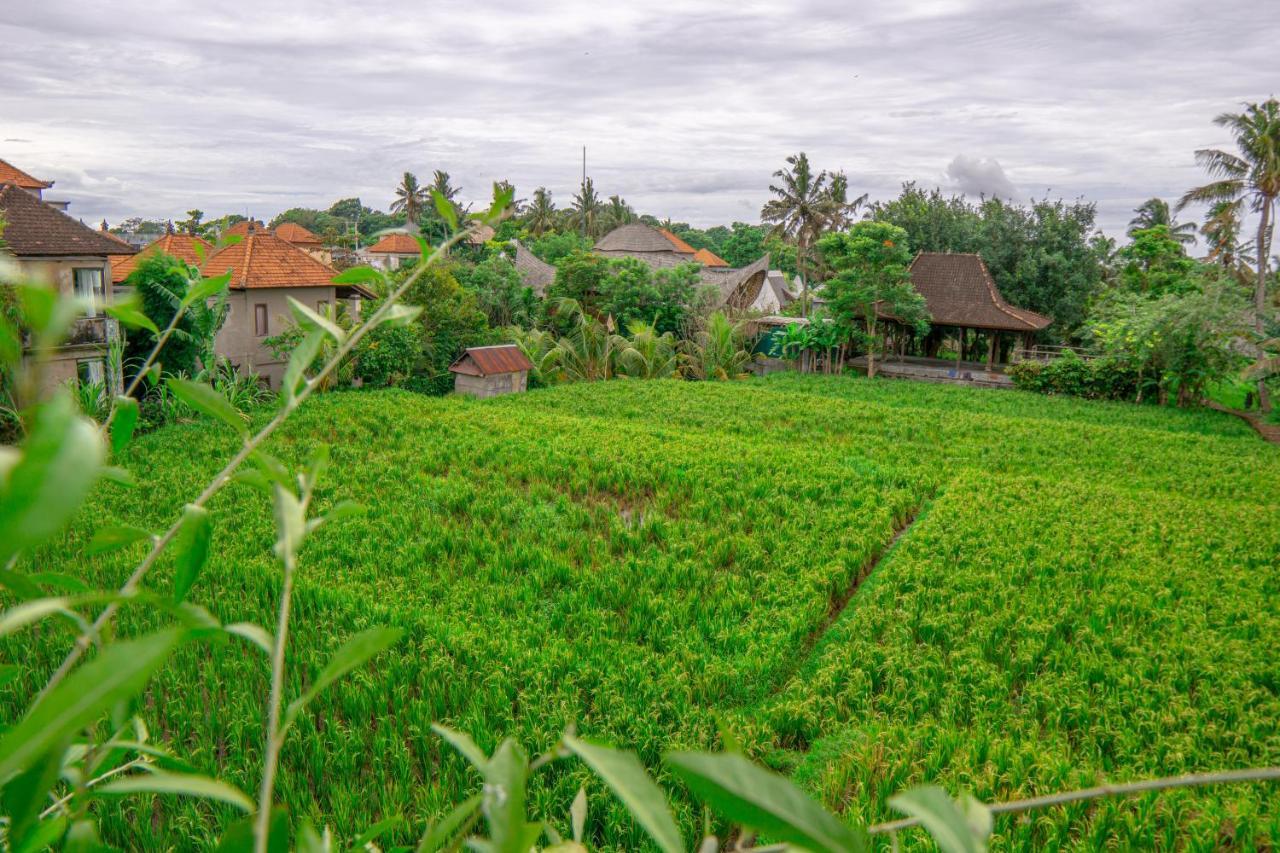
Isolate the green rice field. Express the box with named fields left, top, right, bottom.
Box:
left=6, top=375, right=1279, bottom=848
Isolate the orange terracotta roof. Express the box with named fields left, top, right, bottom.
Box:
left=201, top=230, right=339, bottom=290
left=367, top=232, right=421, bottom=255
left=0, top=158, right=52, bottom=190
left=693, top=247, right=728, bottom=267
left=225, top=219, right=266, bottom=237
left=274, top=221, right=324, bottom=246
left=659, top=229, right=698, bottom=254
left=111, top=234, right=213, bottom=284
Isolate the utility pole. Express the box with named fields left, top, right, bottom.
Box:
left=581, top=145, right=587, bottom=237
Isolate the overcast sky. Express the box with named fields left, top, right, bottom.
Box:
left=2, top=1, right=1275, bottom=239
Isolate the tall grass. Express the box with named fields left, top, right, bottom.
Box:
left=5, top=375, right=1278, bottom=848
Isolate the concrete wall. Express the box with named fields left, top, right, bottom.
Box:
left=216, top=286, right=336, bottom=388
left=13, top=255, right=120, bottom=398
left=453, top=370, right=528, bottom=399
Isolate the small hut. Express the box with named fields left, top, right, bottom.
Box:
left=449, top=344, right=533, bottom=398
left=885, top=253, right=1051, bottom=368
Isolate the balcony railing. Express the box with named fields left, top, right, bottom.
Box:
left=21, top=316, right=117, bottom=350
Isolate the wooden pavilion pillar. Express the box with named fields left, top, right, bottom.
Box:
left=986, top=331, right=998, bottom=369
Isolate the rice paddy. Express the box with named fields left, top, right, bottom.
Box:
left=5, top=375, right=1279, bottom=848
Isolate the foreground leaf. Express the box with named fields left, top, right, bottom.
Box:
left=431, top=724, right=489, bottom=771
left=0, top=392, right=104, bottom=564
left=665, top=751, right=867, bottom=853
left=86, top=524, right=152, bottom=556
left=167, top=378, right=247, bottom=435
left=564, top=735, right=682, bottom=853
left=888, top=786, right=990, bottom=853
left=284, top=627, right=403, bottom=728
left=0, top=629, right=181, bottom=783
left=99, top=771, right=254, bottom=812
left=417, top=793, right=481, bottom=853
left=171, top=505, right=212, bottom=603
left=109, top=396, right=139, bottom=455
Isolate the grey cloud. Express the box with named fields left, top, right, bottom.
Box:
left=0, top=1, right=1275, bottom=237
left=946, top=155, right=1018, bottom=200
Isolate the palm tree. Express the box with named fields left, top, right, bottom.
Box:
left=615, top=321, right=677, bottom=379
left=568, top=178, right=604, bottom=239
left=429, top=170, right=464, bottom=225
left=1179, top=98, right=1280, bottom=411
left=524, top=187, right=557, bottom=237
left=603, top=195, right=635, bottom=232
left=1128, top=198, right=1196, bottom=245
left=390, top=172, right=426, bottom=225
left=761, top=152, right=837, bottom=315
left=824, top=171, right=868, bottom=231
left=1200, top=199, right=1244, bottom=268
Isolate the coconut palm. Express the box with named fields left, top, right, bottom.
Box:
left=603, top=195, right=635, bottom=232
left=567, top=178, right=605, bottom=239
left=390, top=172, right=426, bottom=225
left=1128, top=198, right=1196, bottom=245
left=681, top=312, right=753, bottom=380
left=825, top=171, right=869, bottom=231
left=1200, top=200, right=1245, bottom=269
left=428, top=170, right=464, bottom=225
left=761, top=152, right=837, bottom=315
left=524, top=188, right=557, bottom=237
left=1179, top=98, right=1280, bottom=411
left=549, top=297, right=621, bottom=381
left=616, top=321, right=677, bottom=379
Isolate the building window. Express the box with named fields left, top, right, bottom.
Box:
left=316, top=299, right=329, bottom=314
left=254, top=304, right=269, bottom=337
left=77, top=358, right=105, bottom=386
left=73, top=268, right=104, bottom=314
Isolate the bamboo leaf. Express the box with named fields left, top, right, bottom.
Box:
left=0, top=392, right=104, bottom=564
left=181, top=271, right=232, bottom=308
left=379, top=304, right=423, bottom=328
left=431, top=724, right=489, bottom=772
left=431, top=189, right=458, bottom=232
left=564, top=735, right=682, bottom=853
left=99, top=771, right=254, bottom=813
left=282, top=327, right=326, bottom=402
left=888, top=786, right=990, bottom=853
left=105, top=298, right=159, bottom=335
left=87, top=524, right=153, bottom=556
left=0, top=629, right=181, bottom=783
left=332, top=266, right=382, bottom=285
left=664, top=751, right=867, bottom=853
left=110, top=395, right=139, bottom=455
left=287, top=295, right=346, bottom=343
left=284, top=627, right=403, bottom=728
left=166, top=378, right=246, bottom=435
left=225, top=622, right=273, bottom=654
left=416, top=794, right=481, bottom=853
left=171, top=505, right=211, bottom=603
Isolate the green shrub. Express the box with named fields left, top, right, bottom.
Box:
left=1009, top=352, right=1139, bottom=400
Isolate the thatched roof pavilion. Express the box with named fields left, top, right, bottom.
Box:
left=879, top=252, right=1051, bottom=366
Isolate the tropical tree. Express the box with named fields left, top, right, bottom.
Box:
left=818, top=221, right=929, bottom=378
left=390, top=172, right=427, bottom=225
left=602, top=195, right=635, bottom=232
left=1179, top=98, right=1280, bottom=411
left=1200, top=199, right=1245, bottom=268
left=568, top=178, right=605, bottom=239
left=177, top=209, right=208, bottom=237
left=825, top=171, right=868, bottom=231
left=681, top=312, right=753, bottom=380
left=615, top=320, right=678, bottom=379
left=549, top=297, right=621, bottom=381
left=524, top=187, right=557, bottom=237
left=761, top=152, right=836, bottom=314
left=1128, top=198, right=1196, bottom=245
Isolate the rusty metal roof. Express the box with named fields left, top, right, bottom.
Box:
left=449, top=344, right=533, bottom=376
